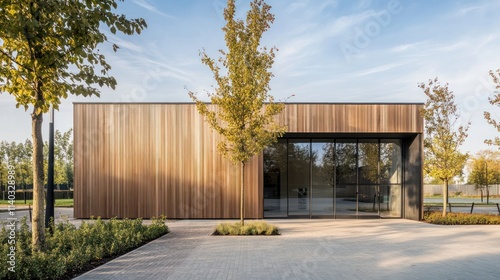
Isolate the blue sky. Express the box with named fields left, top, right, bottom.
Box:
left=1, top=0, right=500, bottom=156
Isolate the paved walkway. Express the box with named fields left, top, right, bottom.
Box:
left=75, top=219, right=500, bottom=280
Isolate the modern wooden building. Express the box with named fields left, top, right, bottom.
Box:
left=74, top=103, right=423, bottom=220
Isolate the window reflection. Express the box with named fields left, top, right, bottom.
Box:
left=263, top=138, right=403, bottom=218
left=380, top=139, right=402, bottom=217
left=358, top=140, right=379, bottom=185
left=312, top=141, right=334, bottom=216
left=380, top=140, right=401, bottom=184
left=288, top=140, right=311, bottom=216
left=263, top=139, right=287, bottom=217
left=335, top=140, right=357, bottom=185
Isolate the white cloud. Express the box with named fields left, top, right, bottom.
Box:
left=133, top=0, right=175, bottom=19
left=454, top=5, right=482, bottom=17
left=106, top=33, right=144, bottom=53
left=473, top=34, right=500, bottom=54
left=352, top=61, right=409, bottom=78
left=390, top=41, right=428, bottom=53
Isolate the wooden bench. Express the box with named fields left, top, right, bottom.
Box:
left=423, top=202, right=500, bottom=214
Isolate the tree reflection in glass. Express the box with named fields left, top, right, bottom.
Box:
left=287, top=140, right=314, bottom=216
left=358, top=140, right=379, bottom=185
left=263, top=139, right=287, bottom=217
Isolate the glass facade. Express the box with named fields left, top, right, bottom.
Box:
left=287, top=140, right=311, bottom=217
left=311, top=140, right=334, bottom=216
left=263, top=138, right=403, bottom=218
left=263, top=139, right=287, bottom=217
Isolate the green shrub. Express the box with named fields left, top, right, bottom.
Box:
left=0, top=216, right=168, bottom=280
left=424, top=212, right=500, bottom=225
left=214, top=221, right=280, bottom=235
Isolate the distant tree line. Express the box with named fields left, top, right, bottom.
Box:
left=0, top=129, right=73, bottom=192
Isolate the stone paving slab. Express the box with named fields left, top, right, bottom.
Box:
left=76, top=219, right=500, bottom=280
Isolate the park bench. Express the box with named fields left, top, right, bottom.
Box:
left=423, top=202, right=500, bottom=214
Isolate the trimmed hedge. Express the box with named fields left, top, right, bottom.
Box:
left=214, top=221, right=280, bottom=235
left=0, top=217, right=168, bottom=279
left=424, top=212, right=500, bottom=225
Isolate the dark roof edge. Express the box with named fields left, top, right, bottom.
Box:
left=73, top=102, right=424, bottom=105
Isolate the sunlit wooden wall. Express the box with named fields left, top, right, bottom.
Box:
left=282, top=103, right=422, bottom=133
left=74, top=103, right=422, bottom=219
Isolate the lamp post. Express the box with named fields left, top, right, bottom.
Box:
left=45, top=106, right=55, bottom=228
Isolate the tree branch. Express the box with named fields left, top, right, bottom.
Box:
left=0, top=48, right=34, bottom=73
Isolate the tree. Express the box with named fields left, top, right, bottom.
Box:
left=320, top=143, right=336, bottom=188
left=0, top=140, right=11, bottom=197
left=359, top=142, right=379, bottom=184
left=0, top=141, right=8, bottom=194
left=66, top=136, right=74, bottom=190
left=484, top=69, right=500, bottom=146
left=188, top=0, right=285, bottom=225
left=18, top=140, right=33, bottom=199
left=419, top=78, right=470, bottom=217
left=54, top=129, right=73, bottom=189
left=467, top=150, right=500, bottom=203
left=0, top=0, right=146, bottom=252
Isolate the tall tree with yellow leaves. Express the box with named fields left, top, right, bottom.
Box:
left=419, top=78, right=470, bottom=217
left=0, top=0, right=146, bottom=251
left=484, top=69, right=500, bottom=146
left=189, top=0, right=285, bottom=225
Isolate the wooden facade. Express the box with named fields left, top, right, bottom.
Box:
left=74, top=103, right=423, bottom=219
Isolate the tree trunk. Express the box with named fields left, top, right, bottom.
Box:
left=442, top=179, right=448, bottom=217
left=240, top=162, right=245, bottom=226
left=31, top=111, right=45, bottom=251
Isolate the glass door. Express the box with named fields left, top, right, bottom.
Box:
left=263, top=139, right=288, bottom=217
left=358, top=140, right=381, bottom=218
left=335, top=140, right=358, bottom=218
left=311, top=141, right=334, bottom=217
left=287, top=140, right=311, bottom=217
left=379, top=139, right=402, bottom=218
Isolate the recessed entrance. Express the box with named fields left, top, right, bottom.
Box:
left=263, top=138, right=402, bottom=218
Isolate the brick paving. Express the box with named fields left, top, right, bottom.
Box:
left=76, top=219, right=500, bottom=280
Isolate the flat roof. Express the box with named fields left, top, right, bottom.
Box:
left=73, top=102, right=424, bottom=105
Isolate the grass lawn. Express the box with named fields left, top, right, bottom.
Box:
left=0, top=198, right=73, bottom=207
left=424, top=195, right=500, bottom=199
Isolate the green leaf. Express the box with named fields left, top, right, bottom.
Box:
left=0, top=0, right=147, bottom=252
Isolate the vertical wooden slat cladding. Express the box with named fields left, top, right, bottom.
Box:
left=74, top=103, right=422, bottom=219
left=283, top=103, right=422, bottom=133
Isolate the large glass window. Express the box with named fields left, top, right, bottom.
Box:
left=336, top=140, right=357, bottom=185
left=287, top=140, right=311, bottom=216
left=357, top=140, right=380, bottom=217
left=311, top=140, right=334, bottom=216
left=263, top=139, right=287, bottom=217
left=263, top=138, right=403, bottom=218
left=358, top=140, right=379, bottom=185
left=380, top=140, right=401, bottom=184
left=335, top=140, right=357, bottom=217
left=380, top=139, right=402, bottom=217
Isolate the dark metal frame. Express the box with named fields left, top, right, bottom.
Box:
left=264, top=136, right=405, bottom=219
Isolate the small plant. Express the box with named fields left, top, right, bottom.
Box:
left=214, top=221, right=280, bottom=235
left=424, top=212, right=500, bottom=225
